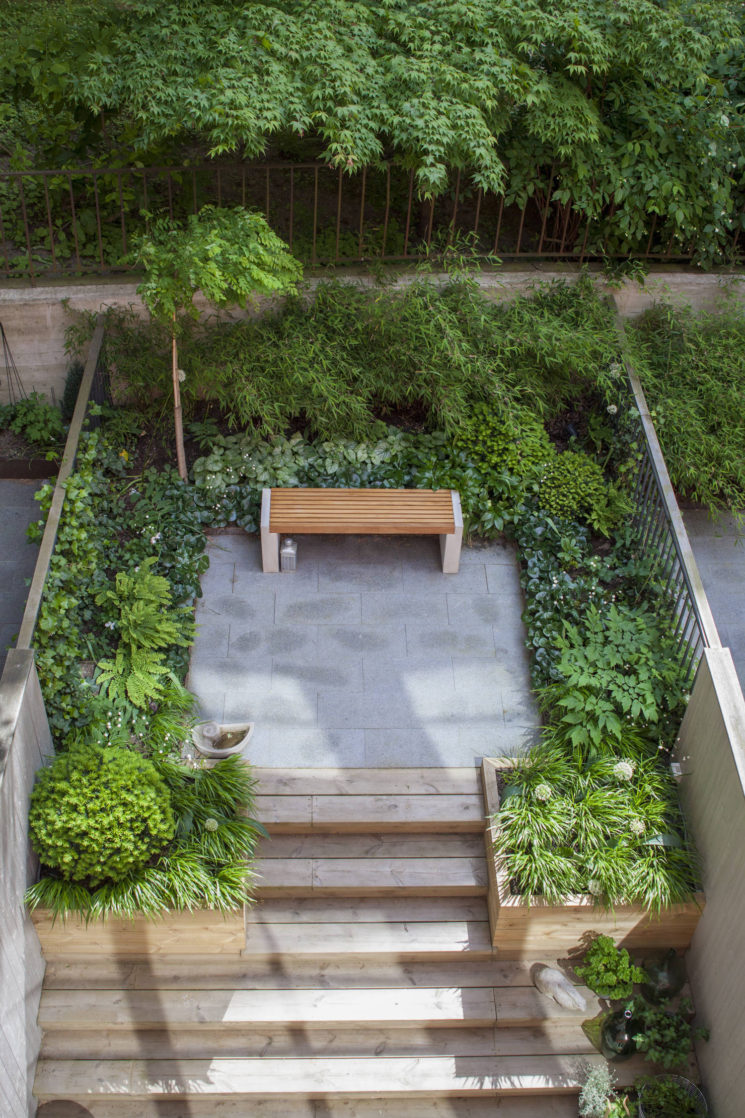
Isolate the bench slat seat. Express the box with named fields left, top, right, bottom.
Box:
left=269, top=488, right=455, bottom=535
left=261, top=488, right=462, bottom=573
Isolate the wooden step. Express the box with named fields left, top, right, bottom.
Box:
left=43, top=957, right=535, bottom=992
left=256, top=793, right=485, bottom=833
left=242, top=918, right=494, bottom=957
left=33, top=1052, right=657, bottom=1101
left=39, top=985, right=500, bottom=1030
left=254, top=855, right=488, bottom=896
left=41, top=1025, right=503, bottom=1061
left=41, top=1022, right=607, bottom=1061
left=50, top=1095, right=581, bottom=1117
left=253, top=768, right=482, bottom=795
left=244, top=896, right=490, bottom=923
left=259, top=833, right=485, bottom=858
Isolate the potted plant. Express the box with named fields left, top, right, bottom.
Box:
left=575, top=934, right=647, bottom=999
left=636, top=1075, right=707, bottom=1118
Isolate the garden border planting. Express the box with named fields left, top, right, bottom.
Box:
left=481, top=758, right=704, bottom=958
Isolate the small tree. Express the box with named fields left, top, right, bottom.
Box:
left=133, top=205, right=302, bottom=479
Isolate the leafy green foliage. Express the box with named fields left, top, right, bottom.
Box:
left=1, top=391, right=64, bottom=448
left=29, top=430, right=208, bottom=738
left=535, top=451, right=624, bottom=536
left=540, top=604, right=688, bottom=757
left=627, top=301, right=745, bottom=512
left=455, top=402, right=553, bottom=479
left=132, top=205, right=302, bottom=324
left=89, top=276, right=621, bottom=442
left=492, top=746, right=698, bottom=910
left=28, top=743, right=175, bottom=887
left=575, top=934, right=647, bottom=999
left=2, top=0, right=744, bottom=264
left=632, top=1001, right=709, bottom=1071
left=635, top=1075, right=705, bottom=1118
left=26, top=754, right=265, bottom=920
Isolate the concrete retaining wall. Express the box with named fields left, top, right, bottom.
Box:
left=0, top=650, right=54, bottom=1117
left=2, top=267, right=744, bottom=404
left=675, top=648, right=745, bottom=1118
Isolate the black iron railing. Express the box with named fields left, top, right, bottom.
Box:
left=0, top=161, right=728, bottom=283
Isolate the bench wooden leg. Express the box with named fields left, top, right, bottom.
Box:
left=440, top=490, right=463, bottom=573
left=260, top=488, right=280, bottom=573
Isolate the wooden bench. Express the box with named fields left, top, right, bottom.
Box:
left=260, top=487, right=463, bottom=573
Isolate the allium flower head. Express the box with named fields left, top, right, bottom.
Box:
left=630, top=818, right=646, bottom=836
left=613, top=760, right=635, bottom=782
left=534, top=783, right=552, bottom=802
left=204, top=818, right=219, bottom=832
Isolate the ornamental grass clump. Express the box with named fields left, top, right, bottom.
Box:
left=28, top=743, right=175, bottom=887
left=492, top=745, right=698, bottom=911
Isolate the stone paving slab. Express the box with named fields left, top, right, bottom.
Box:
left=683, top=507, right=745, bottom=692
left=188, top=533, right=540, bottom=767
left=0, top=479, right=43, bottom=673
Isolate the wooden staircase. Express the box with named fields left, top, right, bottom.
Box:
left=33, top=768, right=652, bottom=1116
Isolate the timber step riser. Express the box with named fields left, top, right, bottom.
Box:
left=37, top=768, right=679, bottom=1113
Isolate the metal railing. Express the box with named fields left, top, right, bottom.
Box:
left=0, top=160, right=728, bottom=284
left=622, top=346, right=721, bottom=688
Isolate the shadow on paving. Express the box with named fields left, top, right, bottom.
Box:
left=187, top=533, right=541, bottom=769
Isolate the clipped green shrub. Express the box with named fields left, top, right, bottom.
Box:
left=26, top=754, right=265, bottom=920
left=534, top=450, right=620, bottom=534
left=29, top=743, right=175, bottom=886
left=455, top=402, right=553, bottom=479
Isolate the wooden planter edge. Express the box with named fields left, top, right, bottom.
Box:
left=31, top=905, right=246, bottom=959
left=481, top=758, right=705, bottom=959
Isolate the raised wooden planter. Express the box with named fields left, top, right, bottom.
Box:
left=32, top=907, right=245, bottom=959
left=481, top=758, right=705, bottom=959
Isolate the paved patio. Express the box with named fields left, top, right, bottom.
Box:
left=188, top=532, right=540, bottom=767
left=684, top=507, right=745, bottom=692
left=0, top=479, right=41, bottom=674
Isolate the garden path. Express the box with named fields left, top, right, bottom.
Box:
left=188, top=533, right=540, bottom=767
left=683, top=507, right=745, bottom=692
left=0, top=479, right=40, bottom=674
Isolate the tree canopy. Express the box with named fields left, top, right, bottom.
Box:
left=1, top=0, right=744, bottom=261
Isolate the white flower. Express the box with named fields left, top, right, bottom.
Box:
left=630, top=818, right=646, bottom=837
left=204, top=818, right=219, bottom=832
left=104, top=620, right=116, bottom=630
left=534, top=783, right=552, bottom=802
left=607, top=404, right=618, bottom=416
left=613, top=760, right=635, bottom=782
left=608, top=362, right=622, bottom=378
left=177, top=368, right=187, bottom=383
left=150, top=533, right=162, bottom=544
left=587, top=879, right=604, bottom=897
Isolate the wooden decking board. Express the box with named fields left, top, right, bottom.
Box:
left=256, top=793, right=485, bottom=833
left=43, top=959, right=533, bottom=992
left=255, top=856, right=488, bottom=895
left=34, top=1053, right=659, bottom=1099
left=40, top=986, right=499, bottom=1030
left=242, top=920, right=494, bottom=956
left=253, top=768, right=481, bottom=796
left=495, top=986, right=600, bottom=1025
left=42, top=1025, right=504, bottom=1061
left=259, top=834, right=485, bottom=859
left=244, top=896, right=490, bottom=923
left=50, top=1098, right=580, bottom=1117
